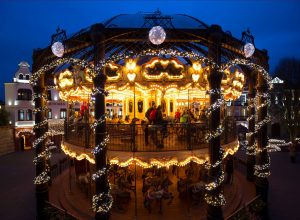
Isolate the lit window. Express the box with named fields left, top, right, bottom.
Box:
left=48, top=109, right=52, bottom=119
left=18, top=110, right=25, bottom=121
left=60, top=109, right=67, bottom=119
left=26, top=109, right=32, bottom=120
left=17, top=89, right=32, bottom=100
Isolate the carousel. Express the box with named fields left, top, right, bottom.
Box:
left=31, top=11, right=273, bottom=220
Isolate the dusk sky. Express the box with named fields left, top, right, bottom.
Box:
left=0, top=0, right=300, bottom=100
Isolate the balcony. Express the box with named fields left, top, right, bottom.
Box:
left=63, top=117, right=237, bottom=152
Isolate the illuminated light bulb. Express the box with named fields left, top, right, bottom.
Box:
left=51, top=42, right=64, bottom=57
left=127, top=72, right=136, bottom=82
left=244, top=43, right=255, bottom=58
left=126, top=59, right=136, bottom=71
left=149, top=26, right=166, bottom=45
left=193, top=62, right=202, bottom=71
left=192, top=73, right=200, bottom=82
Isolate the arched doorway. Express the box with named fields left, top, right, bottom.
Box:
left=19, top=135, right=25, bottom=151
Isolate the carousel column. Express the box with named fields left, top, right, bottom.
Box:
left=206, top=25, right=225, bottom=220
left=33, top=74, right=49, bottom=219
left=254, top=73, right=270, bottom=218
left=91, top=24, right=112, bottom=220
left=246, top=77, right=256, bottom=181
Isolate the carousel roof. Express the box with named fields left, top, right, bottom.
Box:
left=103, top=10, right=209, bottom=29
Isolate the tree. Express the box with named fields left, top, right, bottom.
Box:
left=274, top=58, right=300, bottom=89
left=274, top=58, right=300, bottom=142
left=0, top=108, right=10, bottom=126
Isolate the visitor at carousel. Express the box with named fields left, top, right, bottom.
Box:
left=180, top=110, right=189, bottom=123
left=175, top=109, right=181, bottom=123
left=124, top=115, right=130, bottom=124
left=111, top=113, right=119, bottom=123
left=156, top=105, right=168, bottom=137
left=144, top=104, right=156, bottom=145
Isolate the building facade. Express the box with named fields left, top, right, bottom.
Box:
left=4, top=61, right=71, bottom=151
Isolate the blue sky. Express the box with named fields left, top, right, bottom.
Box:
left=0, top=0, right=300, bottom=100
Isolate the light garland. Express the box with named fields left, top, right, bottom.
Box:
left=30, top=57, right=94, bottom=86
left=33, top=149, right=51, bottom=165
left=92, top=192, right=113, bottom=213
left=33, top=170, right=50, bottom=185
left=61, top=142, right=240, bottom=168
left=254, top=155, right=271, bottom=178
left=93, top=48, right=218, bottom=77
left=205, top=171, right=225, bottom=191
left=205, top=123, right=224, bottom=143
left=90, top=115, right=107, bottom=131
left=246, top=142, right=257, bottom=156
left=221, top=59, right=273, bottom=90
left=92, top=167, right=108, bottom=181
left=92, top=87, right=109, bottom=97
left=204, top=193, right=226, bottom=206
left=92, top=135, right=110, bottom=155
left=255, top=115, right=271, bottom=133
left=205, top=98, right=225, bottom=118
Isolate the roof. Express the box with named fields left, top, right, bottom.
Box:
left=103, top=10, right=209, bottom=29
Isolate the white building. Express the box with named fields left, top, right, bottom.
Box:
left=4, top=61, right=72, bottom=150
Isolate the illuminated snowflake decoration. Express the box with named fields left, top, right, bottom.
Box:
left=244, top=43, right=255, bottom=58
left=51, top=42, right=64, bottom=57
left=149, top=26, right=166, bottom=45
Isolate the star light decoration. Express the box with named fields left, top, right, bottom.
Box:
left=244, top=43, right=255, bottom=58
left=149, top=26, right=166, bottom=45
left=51, top=41, right=65, bottom=57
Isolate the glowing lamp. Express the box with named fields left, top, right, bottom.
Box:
left=244, top=43, right=255, bottom=58
left=193, top=62, right=202, bottom=71
left=192, top=74, right=200, bottom=82
left=149, top=26, right=166, bottom=45
left=127, top=72, right=136, bottom=82
left=51, top=42, right=64, bottom=57
left=126, top=59, right=136, bottom=71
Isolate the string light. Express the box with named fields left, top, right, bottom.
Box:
left=34, top=170, right=50, bottom=185
left=205, top=171, right=225, bottom=191
left=204, top=193, right=226, bottom=206
left=92, top=167, right=108, bottom=181
left=92, top=192, right=113, bottom=213
left=33, top=149, right=51, bottom=165
left=90, top=115, right=107, bottom=131
left=92, top=135, right=110, bottom=155
left=61, top=142, right=240, bottom=168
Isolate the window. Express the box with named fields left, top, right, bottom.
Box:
left=47, top=90, right=52, bottom=101
left=60, top=109, right=67, bottom=119
left=129, top=100, right=133, bottom=113
left=48, top=109, right=52, bottom=119
left=17, top=89, right=32, bottom=100
left=26, top=109, right=32, bottom=120
left=25, top=74, right=30, bottom=80
left=18, top=109, right=25, bottom=121
left=19, top=74, right=24, bottom=80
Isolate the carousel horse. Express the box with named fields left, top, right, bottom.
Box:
left=143, top=179, right=174, bottom=213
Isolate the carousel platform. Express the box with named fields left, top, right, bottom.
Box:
left=49, top=164, right=255, bottom=220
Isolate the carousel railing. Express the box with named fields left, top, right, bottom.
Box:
left=64, top=117, right=237, bottom=152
